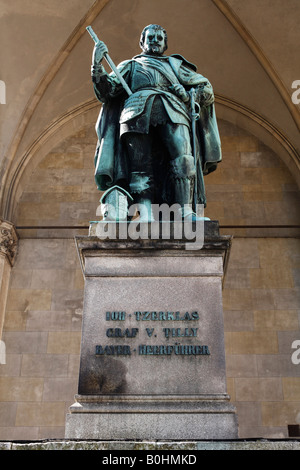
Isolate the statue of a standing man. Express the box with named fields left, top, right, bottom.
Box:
left=91, top=24, right=222, bottom=221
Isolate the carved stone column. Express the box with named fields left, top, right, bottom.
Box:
left=0, top=219, right=18, bottom=339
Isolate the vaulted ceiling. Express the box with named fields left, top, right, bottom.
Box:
left=1, top=0, right=299, bottom=219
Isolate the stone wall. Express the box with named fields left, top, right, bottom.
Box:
left=0, top=239, right=82, bottom=439
left=0, top=120, right=299, bottom=440
left=14, top=126, right=99, bottom=230
left=224, top=237, right=300, bottom=438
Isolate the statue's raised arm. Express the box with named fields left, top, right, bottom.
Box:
left=87, top=26, right=132, bottom=96
left=89, top=24, right=222, bottom=222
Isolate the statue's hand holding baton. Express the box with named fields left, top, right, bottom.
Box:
left=86, top=26, right=132, bottom=96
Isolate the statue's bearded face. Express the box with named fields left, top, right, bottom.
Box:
left=142, top=27, right=166, bottom=55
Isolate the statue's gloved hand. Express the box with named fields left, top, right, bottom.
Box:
left=169, top=84, right=189, bottom=103
left=198, top=82, right=214, bottom=106
left=92, top=41, right=108, bottom=64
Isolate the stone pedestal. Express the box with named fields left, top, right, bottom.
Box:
left=65, top=221, right=238, bottom=439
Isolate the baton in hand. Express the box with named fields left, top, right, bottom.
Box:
left=86, top=26, right=132, bottom=96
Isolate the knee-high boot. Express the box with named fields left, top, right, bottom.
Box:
left=169, top=155, right=209, bottom=221
left=129, top=172, right=154, bottom=222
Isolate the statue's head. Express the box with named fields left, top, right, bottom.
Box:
left=140, top=24, right=168, bottom=56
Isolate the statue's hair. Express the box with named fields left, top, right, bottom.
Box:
left=140, top=24, right=168, bottom=51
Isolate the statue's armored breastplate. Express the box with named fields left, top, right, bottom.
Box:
left=130, top=57, right=178, bottom=93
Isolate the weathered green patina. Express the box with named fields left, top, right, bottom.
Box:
left=89, top=24, right=222, bottom=221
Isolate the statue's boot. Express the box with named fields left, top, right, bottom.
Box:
left=129, top=172, right=155, bottom=222
left=170, top=156, right=210, bottom=221
left=136, top=198, right=155, bottom=222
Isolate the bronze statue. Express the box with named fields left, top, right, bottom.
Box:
left=89, top=24, right=221, bottom=221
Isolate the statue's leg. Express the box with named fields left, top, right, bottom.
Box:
left=158, top=124, right=196, bottom=218
left=123, top=132, right=155, bottom=221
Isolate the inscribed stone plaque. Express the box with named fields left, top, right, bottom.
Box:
left=77, top=250, right=227, bottom=397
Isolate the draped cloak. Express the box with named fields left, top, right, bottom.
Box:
left=93, top=53, right=222, bottom=207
